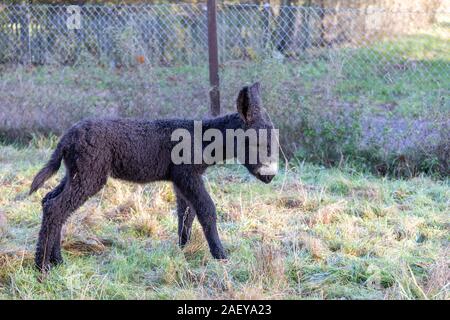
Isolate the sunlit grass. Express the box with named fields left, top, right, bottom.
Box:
left=0, top=141, right=448, bottom=299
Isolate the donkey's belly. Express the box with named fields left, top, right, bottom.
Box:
left=110, top=153, right=170, bottom=183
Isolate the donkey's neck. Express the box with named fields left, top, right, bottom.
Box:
left=202, top=113, right=244, bottom=133
left=199, top=113, right=246, bottom=165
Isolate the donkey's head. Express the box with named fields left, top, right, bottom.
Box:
left=236, top=82, right=278, bottom=184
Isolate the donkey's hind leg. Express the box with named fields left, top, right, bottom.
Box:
left=174, top=185, right=196, bottom=247
left=41, top=176, right=68, bottom=265
left=36, top=172, right=107, bottom=272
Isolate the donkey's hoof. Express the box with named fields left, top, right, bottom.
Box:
left=50, top=256, right=64, bottom=266
left=35, top=256, right=60, bottom=274
left=212, top=250, right=228, bottom=260
left=35, top=261, right=51, bottom=274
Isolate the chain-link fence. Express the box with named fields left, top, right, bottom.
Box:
left=0, top=4, right=448, bottom=69
left=0, top=4, right=208, bottom=66
left=0, top=3, right=448, bottom=174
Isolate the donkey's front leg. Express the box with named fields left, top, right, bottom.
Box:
left=172, top=172, right=227, bottom=260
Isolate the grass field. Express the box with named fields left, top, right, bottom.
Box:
left=0, top=22, right=448, bottom=300
left=0, top=139, right=448, bottom=299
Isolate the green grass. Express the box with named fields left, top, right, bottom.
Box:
left=336, top=32, right=449, bottom=118
left=0, top=140, right=448, bottom=299
left=0, top=26, right=448, bottom=298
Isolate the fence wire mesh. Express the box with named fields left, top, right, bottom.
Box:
left=0, top=3, right=448, bottom=173
left=0, top=4, right=448, bottom=78
left=0, top=4, right=209, bottom=66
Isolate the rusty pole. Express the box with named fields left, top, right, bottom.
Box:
left=207, top=0, right=220, bottom=116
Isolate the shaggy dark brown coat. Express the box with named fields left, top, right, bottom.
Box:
left=30, top=82, right=276, bottom=272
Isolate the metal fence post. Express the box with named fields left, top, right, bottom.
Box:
left=207, top=0, right=220, bottom=117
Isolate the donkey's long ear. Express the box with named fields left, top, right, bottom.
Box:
left=237, top=82, right=262, bottom=124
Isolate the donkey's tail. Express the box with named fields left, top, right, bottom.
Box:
left=30, top=142, right=64, bottom=195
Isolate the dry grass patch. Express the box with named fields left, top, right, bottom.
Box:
left=277, top=196, right=304, bottom=209
left=253, top=243, right=287, bottom=287
left=0, top=249, right=34, bottom=283
left=275, top=187, right=322, bottom=213
left=60, top=203, right=112, bottom=256
left=131, top=214, right=162, bottom=238
left=221, top=202, right=243, bottom=222
left=424, top=252, right=450, bottom=299
left=63, top=203, right=104, bottom=239
left=62, top=236, right=108, bottom=256
left=222, top=285, right=267, bottom=299
left=182, top=227, right=210, bottom=261
left=351, top=186, right=382, bottom=201
left=0, top=210, right=7, bottom=237
left=104, top=199, right=136, bottom=222
left=307, top=200, right=347, bottom=227
left=298, top=232, right=330, bottom=260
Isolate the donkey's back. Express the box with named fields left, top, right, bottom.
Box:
left=57, top=118, right=177, bottom=183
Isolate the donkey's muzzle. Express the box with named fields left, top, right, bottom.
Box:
left=257, top=174, right=275, bottom=184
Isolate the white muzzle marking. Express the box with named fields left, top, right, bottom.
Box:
left=257, top=161, right=278, bottom=175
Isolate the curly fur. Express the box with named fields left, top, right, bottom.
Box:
left=30, top=82, right=275, bottom=272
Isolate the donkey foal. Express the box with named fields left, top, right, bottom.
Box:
left=30, top=82, right=277, bottom=272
